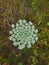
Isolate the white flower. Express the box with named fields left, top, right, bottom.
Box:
left=29, top=21, right=32, bottom=25
left=26, top=23, right=28, bottom=26
left=12, top=38, right=16, bottom=42
left=18, top=44, right=25, bottom=50
left=18, top=20, right=22, bottom=23
left=12, top=29, right=15, bottom=32
left=32, top=25, right=35, bottom=29
left=32, top=40, right=35, bottom=44
left=35, top=29, right=38, bottom=33
left=11, top=24, right=15, bottom=28
left=11, top=34, right=15, bottom=38
left=9, top=31, right=13, bottom=34
left=23, top=19, right=26, bottom=23
left=27, top=41, right=31, bottom=48
left=13, top=42, right=18, bottom=46
left=35, top=37, right=38, bottom=40
left=16, top=23, right=19, bottom=27
left=9, top=36, right=13, bottom=40
left=9, top=19, right=38, bottom=50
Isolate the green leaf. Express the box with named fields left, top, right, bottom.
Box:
left=18, top=62, right=23, bottom=65
left=32, top=0, right=38, bottom=3
left=47, top=22, right=49, bottom=26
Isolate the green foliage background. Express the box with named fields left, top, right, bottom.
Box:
left=0, top=0, right=49, bottom=65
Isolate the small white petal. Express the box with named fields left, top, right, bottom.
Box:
left=31, top=29, right=34, bottom=33
left=32, top=40, right=35, bottom=44
left=24, top=41, right=27, bottom=45
left=19, top=22, right=22, bottom=25
left=16, top=23, right=19, bottom=27
left=15, top=35, right=17, bottom=38
left=18, top=20, right=22, bottom=22
left=12, top=29, right=15, bottom=32
left=35, top=29, right=38, bottom=33
left=32, top=25, right=35, bottom=29
left=9, top=36, right=13, bottom=40
left=27, top=42, right=31, bottom=48
left=13, top=42, right=18, bottom=46
left=23, top=19, right=26, bottom=23
left=9, top=31, right=13, bottom=34
left=11, top=24, right=15, bottom=28
left=18, top=44, right=25, bottom=50
left=27, top=37, right=30, bottom=40
left=18, top=20, right=23, bottom=25
left=27, top=25, right=30, bottom=31
left=33, top=34, right=36, bottom=37
left=29, top=21, right=32, bottom=25
left=35, top=37, right=38, bottom=40
left=21, top=25, right=24, bottom=28
left=14, top=31, right=17, bottom=34
left=11, top=34, right=15, bottom=38
left=12, top=38, right=16, bottom=42
left=25, top=23, right=28, bottom=26
left=17, top=36, right=21, bottom=41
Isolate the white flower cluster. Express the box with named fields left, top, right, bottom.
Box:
left=9, top=20, right=38, bottom=50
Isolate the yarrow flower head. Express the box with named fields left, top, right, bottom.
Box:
left=9, top=19, right=38, bottom=50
